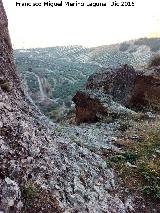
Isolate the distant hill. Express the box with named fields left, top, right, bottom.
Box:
left=14, top=37, right=160, bottom=119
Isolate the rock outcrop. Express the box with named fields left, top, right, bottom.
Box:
left=73, top=64, right=160, bottom=124
left=0, top=1, right=21, bottom=94
left=1, top=1, right=160, bottom=211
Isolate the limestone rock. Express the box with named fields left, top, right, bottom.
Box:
left=0, top=0, right=158, bottom=211
left=72, top=89, right=137, bottom=124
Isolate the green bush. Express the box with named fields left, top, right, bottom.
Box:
left=22, top=181, right=63, bottom=212
left=0, top=79, right=11, bottom=92
left=143, top=186, right=160, bottom=199
left=148, top=54, right=160, bottom=67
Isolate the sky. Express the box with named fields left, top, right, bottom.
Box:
left=3, top=0, right=160, bottom=49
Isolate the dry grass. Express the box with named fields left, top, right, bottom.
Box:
left=22, top=181, right=63, bottom=213
left=107, top=117, right=160, bottom=201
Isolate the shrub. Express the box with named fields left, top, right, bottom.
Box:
left=143, top=186, right=160, bottom=199
left=22, top=181, right=63, bottom=212
left=148, top=54, right=160, bottom=67
left=119, top=42, right=130, bottom=52
left=0, top=79, right=11, bottom=92
left=118, top=120, right=131, bottom=131
left=123, top=152, right=138, bottom=163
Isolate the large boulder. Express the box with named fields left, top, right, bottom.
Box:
left=72, top=89, right=137, bottom=124
left=73, top=65, right=138, bottom=124
left=86, top=64, right=160, bottom=110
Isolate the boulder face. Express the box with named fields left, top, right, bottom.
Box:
left=72, top=91, right=107, bottom=124
left=73, top=65, right=138, bottom=124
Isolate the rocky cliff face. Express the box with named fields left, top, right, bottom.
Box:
left=0, top=1, right=138, bottom=212
left=0, top=1, right=21, bottom=95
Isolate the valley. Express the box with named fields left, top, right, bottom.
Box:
left=14, top=38, right=160, bottom=121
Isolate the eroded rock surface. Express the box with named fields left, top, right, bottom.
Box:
left=72, top=89, right=137, bottom=124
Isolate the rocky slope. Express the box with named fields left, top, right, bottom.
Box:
left=0, top=1, right=150, bottom=212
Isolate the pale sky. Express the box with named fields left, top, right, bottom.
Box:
left=3, top=0, right=160, bottom=49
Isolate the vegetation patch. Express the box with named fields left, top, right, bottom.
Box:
left=148, top=54, right=160, bottom=68
left=134, top=38, right=160, bottom=52
left=117, top=120, right=131, bottom=132
left=107, top=124, right=160, bottom=201
left=0, top=79, right=11, bottom=92
left=22, top=181, right=63, bottom=213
